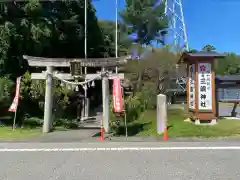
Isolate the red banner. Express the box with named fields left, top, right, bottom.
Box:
left=9, top=77, right=21, bottom=112
left=112, top=76, right=124, bottom=113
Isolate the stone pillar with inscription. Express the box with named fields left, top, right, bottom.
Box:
left=179, top=52, right=225, bottom=125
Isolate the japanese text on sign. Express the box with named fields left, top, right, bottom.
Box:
left=188, top=64, right=195, bottom=109
left=197, top=63, right=212, bottom=110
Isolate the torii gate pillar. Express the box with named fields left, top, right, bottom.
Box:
left=43, top=66, right=53, bottom=133
left=101, top=68, right=110, bottom=133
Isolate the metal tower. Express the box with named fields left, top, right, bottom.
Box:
left=164, top=0, right=189, bottom=51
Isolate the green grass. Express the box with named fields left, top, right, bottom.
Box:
left=0, top=125, right=75, bottom=140
left=135, top=109, right=240, bottom=138
left=0, top=126, right=41, bottom=140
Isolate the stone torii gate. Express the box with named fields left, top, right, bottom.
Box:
left=23, top=55, right=127, bottom=133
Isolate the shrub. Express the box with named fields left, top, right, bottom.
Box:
left=23, top=116, right=43, bottom=128
left=22, top=116, right=79, bottom=129
left=19, top=71, right=73, bottom=126
left=109, top=90, right=154, bottom=134
left=0, top=76, right=14, bottom=105
left=0, top=77, right=14, bottom=116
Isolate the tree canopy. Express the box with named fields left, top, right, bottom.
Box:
left=98, top=20, right=132, bottom=57
left=189, top=45, right=240, bottom=75
left=202, top=44, right=216, bottom=52
left=120, top=0, right=168, bottom=45
left=0, top=0, right=238, bottom=79
left=215, top=52, right=240, bottom=75
left=0, top=0, right=129, bottom=77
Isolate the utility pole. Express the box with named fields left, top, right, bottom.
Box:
left=115, top=0, right=118, bottom=74
left=83, top=0, right=89, bottom=120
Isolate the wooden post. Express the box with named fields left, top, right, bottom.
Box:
left=43, top=66, right=53, bottom=133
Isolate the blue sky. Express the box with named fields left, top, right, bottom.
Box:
left=93, top=0, right=240, bottom=54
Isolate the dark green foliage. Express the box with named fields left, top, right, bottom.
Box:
left=120, top=0, right=168, bottom=45
left=202, top=44, right=216, bottom=52
left=0, top=0, right=111, bottom=77
left=109, top=90, right=155, bottom=135
left=0, top=77, right=14, bottom=117
left=214, top=52, right=240, bottom=75
left=0, top=0, right=130, bottom=127
left=19, top=71, right=71, bottom=120
left=98, top=20, right=132, bottom=57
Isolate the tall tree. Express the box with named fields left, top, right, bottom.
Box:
left=214, top=53, right=240, bottom=75
left=188, top=48, right=198, bottom=53
left=98, top=20, right=132, bottom=57
left=202, top=44, right=216, bottom=52
left=0, top=0, right=108, bottom=77
left=120, top=0, right=168, bottom=46
left=120, top=0, right=169, bottom=91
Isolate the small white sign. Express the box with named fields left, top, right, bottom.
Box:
left=197, top=63, right=212, bottom=110
left=188, top=64, right=195, bottom=109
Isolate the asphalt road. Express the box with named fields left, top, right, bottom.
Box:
left=0, top=142, right=240, bottom=180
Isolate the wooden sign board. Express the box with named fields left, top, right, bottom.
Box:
left=179, top=52, right=225, bottom=122
left=197, top=63, right=213, bottom=111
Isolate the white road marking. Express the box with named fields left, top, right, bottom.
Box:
left=0, top=146, right=239, bottom=152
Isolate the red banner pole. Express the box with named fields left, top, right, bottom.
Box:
left=9, top=77, right=21, bottom=130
